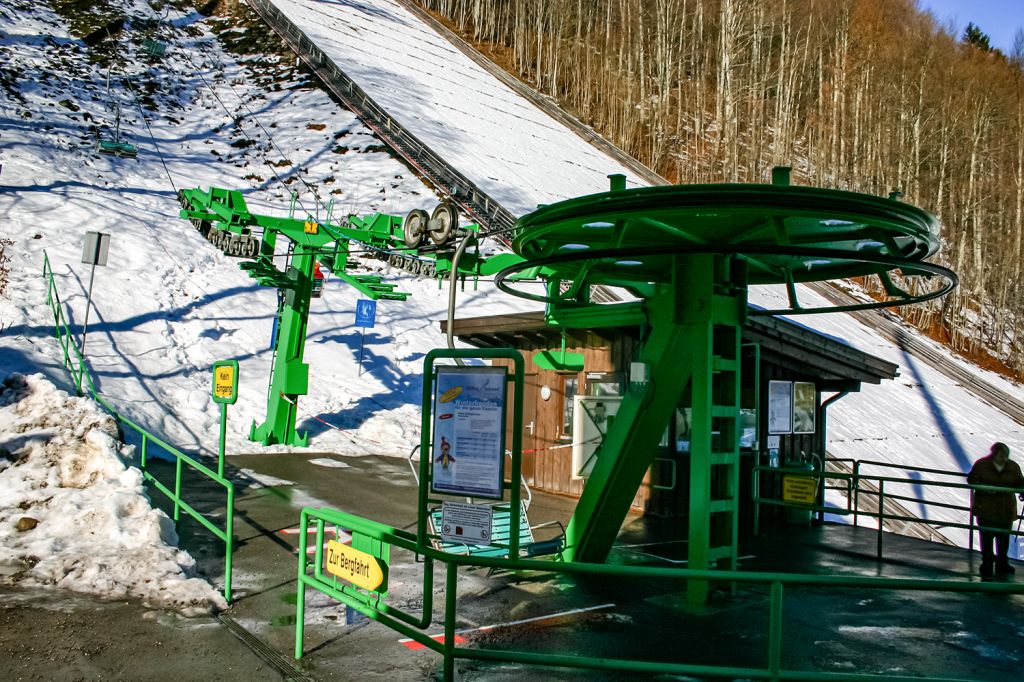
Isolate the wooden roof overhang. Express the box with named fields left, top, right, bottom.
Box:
left=441, top=310, right=898, bottom=392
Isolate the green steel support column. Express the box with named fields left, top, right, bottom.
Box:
left=688, top=257, right=745, bottom=603
left=250, top=244, right=315, bottom=446
left=686, top=295, right=714, bottom=603
left=565, top=255, right=719, bottom=564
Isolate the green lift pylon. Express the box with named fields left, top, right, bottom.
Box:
left=495, top=170, right=957, bottom=602
left=177, top=186, right=529, bottom=447
left=178, top=186, right=416, bottom=446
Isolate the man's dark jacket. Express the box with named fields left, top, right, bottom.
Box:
left=968, top=456, right=1024, bottom=523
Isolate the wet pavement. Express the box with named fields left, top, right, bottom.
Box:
left=4, top=451, right=1022, bottom=681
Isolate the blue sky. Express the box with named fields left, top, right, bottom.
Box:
left=921, top=0, right=1023, bottom=53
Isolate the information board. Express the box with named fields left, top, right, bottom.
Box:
left=571, top=395, right=623, bottom=479
left=431, top=366, right=507, bottom=499
left=767, top=380, right=793, bottom=434
left=355, top=299, right=377, bottom=328
left=439, top=501, right=493, bottom=544
left=783, top=475, right=818, bottom=505
left=81, top=231, right=110, bottom=266
left=793, top=381, right=816, bottom=434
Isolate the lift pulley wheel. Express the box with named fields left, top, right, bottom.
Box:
left=429, top=203, right=459, bottom=245
left=403, top=208, right=429, bottom=248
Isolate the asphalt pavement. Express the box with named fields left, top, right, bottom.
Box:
left=3, top=451, right=1021, bottom=681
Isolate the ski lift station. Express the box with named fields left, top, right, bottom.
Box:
left=21, top=1, right=1024, bottom=681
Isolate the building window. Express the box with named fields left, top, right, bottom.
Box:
left=560, top=375, right=578, bottom=438
left=585, top=372, right=624, bottom=397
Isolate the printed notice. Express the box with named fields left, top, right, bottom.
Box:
left=767, top=380, right=793, bottom=434
left=783, top=475, right=818, bottom=506
left=431, top=366, right=507, bottom=499
left=439, top=501, right=494, bottom=544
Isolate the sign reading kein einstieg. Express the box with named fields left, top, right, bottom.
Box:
left=431, top=366, right=507, bottom=499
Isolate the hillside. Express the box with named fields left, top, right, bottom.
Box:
left=416, top=0, right=1024, bottom=381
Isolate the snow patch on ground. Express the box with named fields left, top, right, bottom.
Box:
left=0, top=373, right=226, bottom=614
left=309, top=457, right=350, bottom=468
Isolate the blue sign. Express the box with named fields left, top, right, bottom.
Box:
left=355, top=299, right=377, bottom=328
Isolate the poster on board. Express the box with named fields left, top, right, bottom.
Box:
left=431, top=366, right=507, bottom=499
left=571, top=395, right=623, bottom=479
left=768, top=380, right=793, bottom=434
left=793, top=382, right=816, bottom=434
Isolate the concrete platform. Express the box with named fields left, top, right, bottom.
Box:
left=4, top=451, right=1021, bottom=681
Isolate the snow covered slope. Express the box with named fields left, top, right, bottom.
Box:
left=0, top=0, right=525, bottom=461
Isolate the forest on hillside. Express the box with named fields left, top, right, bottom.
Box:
left=416, top=0, right=1024, bottom=379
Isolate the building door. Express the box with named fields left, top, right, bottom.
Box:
left=504, top=371, right=539, bottom=486
left=520, top=372, right=538, bottom=484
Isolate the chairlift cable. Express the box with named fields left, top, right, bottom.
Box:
left=121, top=75, right=178, bottom=194
left=177, top=50, right=326, bottom=220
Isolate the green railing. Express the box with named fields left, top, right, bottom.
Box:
left=752, top=462, right=1023, bottom=561
left=42, top=251, right=235, bottom=600
left=294, top=505, right=1024, bottom=681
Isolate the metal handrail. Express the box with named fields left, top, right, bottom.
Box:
left=41, top=251, right=235, bottom=600
left=752, top=463, right=1024, bottom=560
left=295, top=505, right=1024, bottom=681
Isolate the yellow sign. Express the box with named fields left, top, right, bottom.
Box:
left=304, top=220, right=319, bottom=235
left=214, top=366, right=235, bottom=398
left=783, top=475, right=818, bottom=505
left=325, top=540, right=386, bottom=591
left=439, top=385, right=462, bottom=403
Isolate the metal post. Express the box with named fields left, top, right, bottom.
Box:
left=224, top=485, right=234, bottom=602
left=768, top=580, right=784, bottom=678
left=294, top=510, right=308, bottom=660
left=218, top=402, right=228, bottom=478
left=173, top=457, right=183, bottom=523
left=80, top=261, right=98, bottom=354
left=877, top=479, right=885, bottom=560
left=853, top=461, right=861, bottom=528
left=444, top=563, right=457, bottom=681
left=753, top=467, right=761, bottom=536
left=358, top=327, right=366, bottom=376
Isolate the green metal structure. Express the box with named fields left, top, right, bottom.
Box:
left=494, top=172, right=956, bottom=602
left=178, top=175, right=956, bottom=606
left=177, top=186, right=526, bottom=446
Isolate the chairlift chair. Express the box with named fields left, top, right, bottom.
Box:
left=407, top=445, right=566, bottom=560
left=143, top=38, right=167, bottom=58
left=96, top=75, right=138, bottom=159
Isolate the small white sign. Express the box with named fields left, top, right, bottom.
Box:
left=81, top=231, right=110, bottom=266
left=440, top=501, right=493, bottom=545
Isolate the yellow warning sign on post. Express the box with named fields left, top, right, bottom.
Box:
left=211, top=360, right=238, bottom=405
left=325, top=540, right=387, bottom=592
left=783, top=475, right=818, bottom=506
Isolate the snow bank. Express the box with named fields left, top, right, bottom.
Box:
left=0, top=373, right=226, bottom=615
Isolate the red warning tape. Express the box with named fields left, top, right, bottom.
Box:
left=397, top=603, right=614, bottom=650
left=400, top=634, right=468, bottom=651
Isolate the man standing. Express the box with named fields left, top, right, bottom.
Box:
left=968, top=442, right=1024, bottom=577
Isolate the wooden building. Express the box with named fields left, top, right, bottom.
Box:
left=442, top=310, right=897, bottom=523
